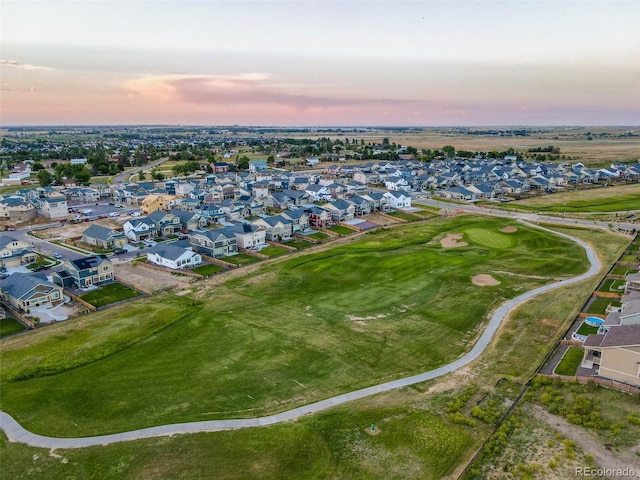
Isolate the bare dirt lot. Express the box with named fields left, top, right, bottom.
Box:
left=114, top=262, right=195, bottom=293
left=35, top=219, right=124, bottom=240
left=471, top=274, right=500, bottom=286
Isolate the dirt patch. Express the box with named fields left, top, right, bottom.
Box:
left=500, top=226, right=518, bottom=233
left=345, top=313, right=388, bottom=322
left=440, top=233, right=468, bottom=248
left=364, top=426, right=382, bottom=436
left=533, top=405, right=640, bottom=474
left=35, top=219, right=125, bottom=241
left=471, top=274, right=500, bottom=286
left=114, top=262, right=196, bottom=293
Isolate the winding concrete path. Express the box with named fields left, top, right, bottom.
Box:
left=0, top=221, right=601, bottom=449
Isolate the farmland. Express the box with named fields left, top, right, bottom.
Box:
left=0, top=216, right=588, bottom=438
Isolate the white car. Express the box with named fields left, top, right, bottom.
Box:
left=52, top=253, right=63, bottom=259
left=108, top=212, right=120, bottom=217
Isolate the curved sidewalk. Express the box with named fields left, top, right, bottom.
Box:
left=0, top=222, right=601, bottom=449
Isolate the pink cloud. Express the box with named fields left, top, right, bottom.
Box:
left=0, top=59, right=54, bottom=71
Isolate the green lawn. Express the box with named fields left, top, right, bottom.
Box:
left=554, top=347, right=584, bottom=375
left=0, top=216, right=589, bottom=437
left=306, top=232, right=330, bottom=242
left=328, top=225, right=356, bottom=235
left=387, top=210, right=421, bottom=222
left=191, top=263, right=227, bottom=276
left=259, top=245, right=288, bottom=257
left=282, top=239, right=313, bottom=250
left=585, top=297, right=618, bottom=314
left=0, top=317, right=27, bottom=338
left=597, top=279, right=625, bottom=292
left=79, top=283, right=142, bottom=307
left=610, top=265, right=638, bottom=275
left=576, top=322, right=600, bottom=336
left=223, top=253, right=261, bottom=265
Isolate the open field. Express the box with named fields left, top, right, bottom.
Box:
left=79, top=283, right=142, bottom=307
left=0, top=223, right=629, bottom=479
left=467, top=378, right=640, bottom=479
left=504, top=183, right=640, bottom=213
left=0, top=216, right=589, bottom=437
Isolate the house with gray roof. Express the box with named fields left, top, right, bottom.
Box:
left=0, top=272, right=63, bottom=310
left=147, top=243, right=202, bottom=270
left=190, top=227, right=238, bottom=257
left=53, top=255, right=114, bottom=288
left=81, top=224, right=126, bottom=249
left=0, top=235, right=37, bottom=267
left=582, top=324, right=640, bottom=387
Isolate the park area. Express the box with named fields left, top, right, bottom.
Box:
left=0, top=216, right=590, bottom=438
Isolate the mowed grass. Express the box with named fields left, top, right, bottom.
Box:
left=328, top=224, right=356, bottom=235
left=554, top=347, right=584, bottom=375
left=0, top=216, right=589, bottom=436
left=259, top=245, right=288, bottom=257
left=79, top=283, right=142, bottom=307
left=223, top=253, right=260, bottom=265
left=282, top=238, right=313, bottom=250
left=0, top=317, right=27, bottom=338
left=506, top=183, right=640, bottom=213
left=191, top=263, right=227, bottom=276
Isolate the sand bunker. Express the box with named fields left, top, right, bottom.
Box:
left=500, top=226, right=518, bottom=233
left=471, top=274, right=500, bottom=286
left=441, top=233, right=468, bottom=248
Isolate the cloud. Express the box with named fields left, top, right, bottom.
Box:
left=0, top=59, right=54, bottom=71
left=125, top=73, right=429, bottom=112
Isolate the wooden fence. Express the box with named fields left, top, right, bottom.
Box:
left=0, top=302, right=36, bottom=329
left=239, top=248, right=268, bottom=260
left=114, top=275, right=153, bottom=296
left=593, top=291, right=623, bottom=299
left=541, top=374, right=640, bottom=395
left=266, top=240, right=296, bottom=252
left=65, top=292, right=98, bottom=312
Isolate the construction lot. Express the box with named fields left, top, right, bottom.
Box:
left=114, top=262, right=196, bottom=293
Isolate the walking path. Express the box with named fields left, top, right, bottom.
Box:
left=0, top=222, right=601, bottom=449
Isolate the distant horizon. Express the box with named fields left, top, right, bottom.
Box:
left=2, top=1, right=638, bottom=126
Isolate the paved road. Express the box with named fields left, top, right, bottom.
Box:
left=0, top=222, right=601, bottom=448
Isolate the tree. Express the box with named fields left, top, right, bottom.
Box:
left=37, top=169, right=53, bottom=187
left=442, top=145, right=455, bottom=158
left=236, top=156, right=250, bottom=170
left=138, top=170, right=145, bottom=181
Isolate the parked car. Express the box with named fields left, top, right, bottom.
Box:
left=0, top=266, right=7, bottom=273
left=108, top=212, right=120, bottom=217
left=33, top=265, right=48, bottom=272
left=112, top=248, right=127, bottom=255
left=52, top=253, right=63, bottom=259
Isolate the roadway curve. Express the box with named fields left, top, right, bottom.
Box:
left=0, top=221, right=601, bottom=449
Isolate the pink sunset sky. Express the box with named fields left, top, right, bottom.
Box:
left=1, top=0, right=639, bottom=126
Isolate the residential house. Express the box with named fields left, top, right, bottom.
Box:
left=123, top=217, right=157, bottom=242
left=147, top=243, right=202, bottom=270
left=0, top=236, right=37, bottom=267
left=229, top=223, right=266, bottom=249
left=37, top=196, right=68, bottom=219
left=305, top=184, right=332, bottom=202
left=582, top=324, right=640, bottom=387
left=349, top=196, right=372, bottom=216
left=323, top=199, right=356, bottom=222
left=147, top=211, right=182, bottom=237
left=190, top=227, right=238, bottom=257
left=194, top=204, right=224, bottom=224
left=251, top=215, right=293, bottom=242
left=0, top=272, right=64, bottom=309
left=54, top=255, right=114, bottom=288
left=169, top=209, right=207, bottom=232
left=384, top=175, right=410, bottom=191
left=384, top=190, right=412, bottom=209
left=280, top=209, right=310, bottom=233
left=141, top=194, right=181, bottom=214
left=0, top=196, right=37, bottom=222
left=81, top=224, right=127, bottom=249
left=362, top=192, right=389, bottom=212
left=305, top=205, right=332, bottom=228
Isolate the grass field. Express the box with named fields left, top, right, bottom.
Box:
left=576, top=322, right=599, bottom=336
left=79, top=283, right=142, bottom=307
left=0, top=317, right=27, bottom=338
left=585, top=297, right=617, bottom=315
left=191, top=263, right=226, bottom=276
left=597, top=278, right=625, bottom=292
left=0, top=222, right=629, bottom=480
left=610, top=265, right=638, bottom=275
left=554, top=347, right=584, bottom=375
left=504, top=184, right=640, bottom=213
left=0, top=216, right=589, bottom=438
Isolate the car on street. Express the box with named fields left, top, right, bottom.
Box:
left=112, top=248, right=127, bottom=255
left=0, top=266, right=7, bottom=273
left=52, top=253, right=63, bottom=259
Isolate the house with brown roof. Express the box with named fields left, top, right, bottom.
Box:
left=582, top=324, right=640, bottom=387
